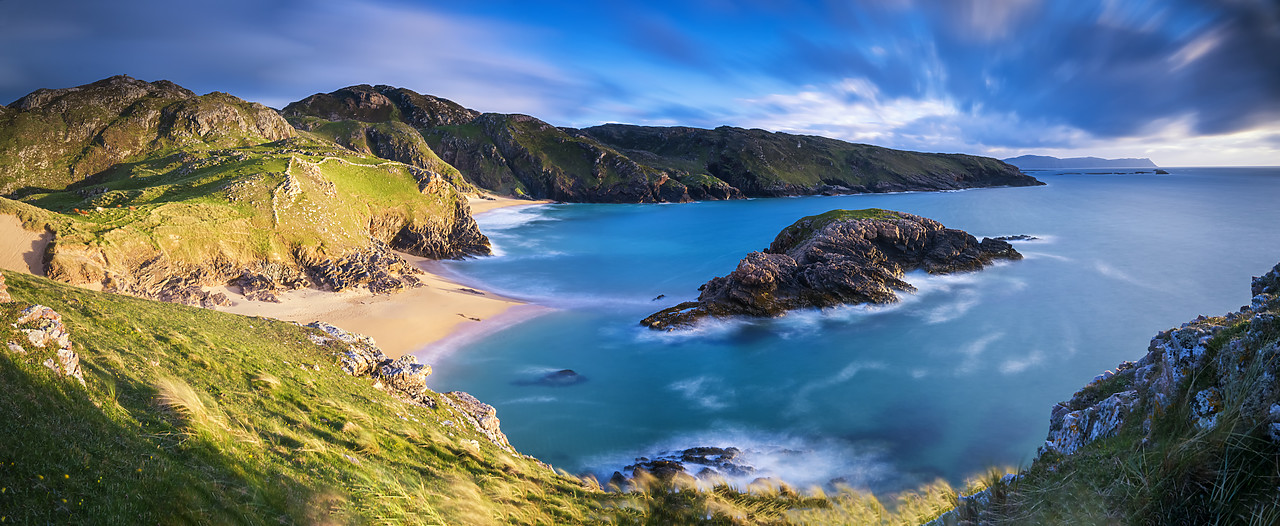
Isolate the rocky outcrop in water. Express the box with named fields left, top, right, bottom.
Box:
left=642, top=209, right=1022, bottom=330
left=1040, top=262, right=1280, bottom=457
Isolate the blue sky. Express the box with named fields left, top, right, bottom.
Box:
left=2, top=0, right=1278, bottom=165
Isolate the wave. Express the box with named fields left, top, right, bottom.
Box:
left=474, top=204, right=557, bottom=231
left=668, top=376, right=735, bottom=411
left=504, top=395, right=559, bottom=404
left=584, top=427, right=904, bottom=492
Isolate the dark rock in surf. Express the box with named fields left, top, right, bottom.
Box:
left=641, top=209, right=1022, bottom=330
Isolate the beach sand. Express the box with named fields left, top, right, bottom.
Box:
left=214, top=195, right=552, bottom=358
left=0, top=196, right=552, bottom=359
left=0, top=214, right=50, bottom=276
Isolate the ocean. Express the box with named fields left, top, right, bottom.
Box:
left=420, top=167, right=1280, bottom=492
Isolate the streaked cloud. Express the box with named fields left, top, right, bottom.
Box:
left=0, top=0, right=1275, bottom=164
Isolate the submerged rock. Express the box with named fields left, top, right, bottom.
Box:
left=641, top=209, right=1022, bottom=330
left=514, top=368, right=587, bottom=387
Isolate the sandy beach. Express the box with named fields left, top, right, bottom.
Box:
left=0, top=214, right=50, bottom=276
left=216, top=195, right=552, bottom=358
left=1, top=196, right=552, bottom=359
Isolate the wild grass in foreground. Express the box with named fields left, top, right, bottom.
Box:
left=0, top=270, right=1086, bottom=524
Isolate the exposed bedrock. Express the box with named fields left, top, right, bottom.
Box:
left=642, top=209, right=1022, bottom=330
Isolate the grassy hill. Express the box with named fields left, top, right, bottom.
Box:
left=0, top=77, right=490, bottom=304
left=282, top=84, right=1042, bottom=203
left=0, top=270, right=1004, bottom=524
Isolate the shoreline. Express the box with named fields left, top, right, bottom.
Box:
left=215, top=195, right=553, bottom=358
left=0, top=195, right=553, bottom=360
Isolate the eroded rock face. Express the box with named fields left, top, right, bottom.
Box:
left=444, top=391, right=514, bottom=452
left=1040, top=261, right=1280, bottom=457
left=642, top=209, right=1022, bottom=329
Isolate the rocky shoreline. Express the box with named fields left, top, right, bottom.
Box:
left=643, top=208, right=1022, bottom=330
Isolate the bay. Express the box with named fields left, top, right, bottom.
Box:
left=422, top=167, right=1280, bottom=492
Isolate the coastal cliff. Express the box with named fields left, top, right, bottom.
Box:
left=643, top=209, right=1021, bottom=330
left=934, top=262, right=1280, bottom=524
left=282, top=84, right=1043, bottom=203
left=0, top=77, right=491, bottom=306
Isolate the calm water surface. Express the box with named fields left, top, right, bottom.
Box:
left=421, top=167, right=1280, bottom=491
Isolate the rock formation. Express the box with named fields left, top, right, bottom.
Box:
left=2, top=294, right=86, bottom=386
left=642, top=209, right=1022, bottom=330
left=304, top=321, right=515, bottom=452
left=1040, top=261, right=1280, bottom=456
left=1, top=77, right=492, bottom=308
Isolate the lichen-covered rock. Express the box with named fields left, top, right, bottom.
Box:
left=642, top=209, right=1022, bottom=329
left=1040, top=260, right=1280, bottom=458
left=1044, top=390, right=1139, bottom=455
left=6, top=304, right=85, bottom=385
left=378, top=355, right=432, bottom=399
left=445, top=391, right=514, bottom=452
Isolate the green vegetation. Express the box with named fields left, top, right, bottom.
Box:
left=581, top=124, right=1037, bottom=195
left=975, top=316, right=1280, bottom=525
left=770, top=209, right=906, bottom=253
left=2, top=133, right=470, bottom=291
left=1, top=271, right=1020, bottom=524
left=0, top=271, right=602, bottom=524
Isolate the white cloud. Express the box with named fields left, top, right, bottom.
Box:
left=732, top=78, right=1280, bottom=166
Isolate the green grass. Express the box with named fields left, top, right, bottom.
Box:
left=0, top=271, right=605, bottom=524
left=4, top=136, right=469, bottom=289
left=983, top=314, right=1280, bottom=525
left=1, top=270, right=1038, bottom=524
left=769, top=209, right=907, bottom=253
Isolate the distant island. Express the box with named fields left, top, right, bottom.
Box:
left=1003, top=155, right=1158, bottom=170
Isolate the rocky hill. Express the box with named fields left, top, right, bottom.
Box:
left=642, top=209, right=1021, bottom=330
left=0, top=77, right=490, bottom=305
left=583, top=124, right=1042, bottom=197
left=282, top=84, right=1043, bottom=203
left=0, top=75, right=293, bottom=196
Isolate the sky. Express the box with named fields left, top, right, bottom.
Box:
left=1, top=0, right=1278, bottom=166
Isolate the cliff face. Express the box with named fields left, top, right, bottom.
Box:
left=282, top=85, right=1043, bottom=204
left=642, top=209, right=1021, bottom=330
left=0, top=75, right=293, bottom=196
left=0, top=77, right=490, bottom=307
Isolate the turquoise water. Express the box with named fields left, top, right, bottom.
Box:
left=422, top=167, right=1280, bottom=492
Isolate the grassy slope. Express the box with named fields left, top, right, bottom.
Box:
left=581, top=125, right=1029, bottom=191
left=978, top=318, right=1280, bottom=524
left=0, top=271, right=1018, bottom=524
left=0, top=272, right=604, bottom=524
left=3, top=134, right=465, bottom=286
